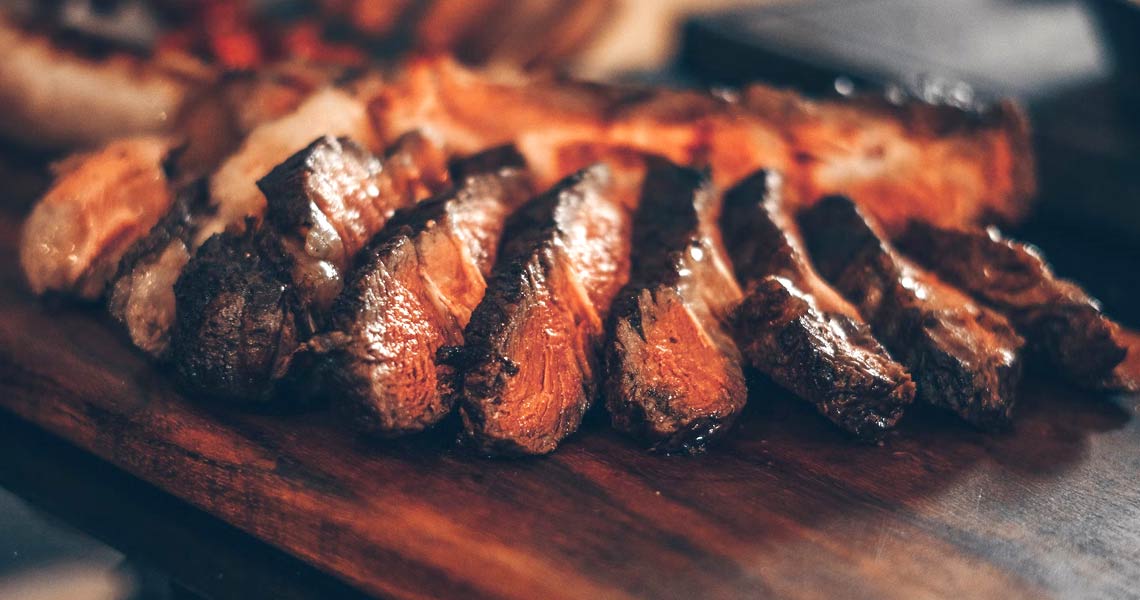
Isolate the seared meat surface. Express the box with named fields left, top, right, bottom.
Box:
left=800, top=196, right=1025, bottom=428
left=897, top=222, right=1137, bottom=391
left=20, top=137, right=174, bottom=300
left=171, top=133, right=449, bottom=403
left=603, top=160, right=746, bottom=453
left=108, top=180, right=212, bottom=358
left=258, top=132, right=450, bottom=316
left=449, top=164, right=632, bottom=455
left=722, top=172, right=915, bottom=440
left=314, top=146, right=532, bottom=435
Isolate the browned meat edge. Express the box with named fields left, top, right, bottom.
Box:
left=721, top=171, right=915, bottom=440
left=445, top=164, right=631, bottom=455
left=171, top=134, right=447, bottom=404
left=108, top=179, right=212, bottom=359
left=603, top=159, right=746, bottom=453
left=311, top=146, right=533, bottom=435
left=896, top=222, right=1137, bottom=392
left=799, top=196, right=1025, bottom=428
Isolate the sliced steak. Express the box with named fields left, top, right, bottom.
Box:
left=108, top=179, right=213, bottom=359
left=447, top=164, right=632, bottom=455
left=313, top=147, right=532, bottom=435
left=897, top=222, right=1137, bottom=391
left=721, top=171, right=915, bottom=440
left=603, top=160, right=746, bottom=453
left=171, top=133, right=449, bottom=404
left=799, top=196, right=1025, bottom=428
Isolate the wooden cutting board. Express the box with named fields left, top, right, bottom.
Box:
left=2, top=198, right=1139, bottom=599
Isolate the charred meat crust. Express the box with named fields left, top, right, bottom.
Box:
left=721, top=171, right=914, bottom=440
left=603, top=160, right=746, bottom=453
left=449, top=165, right=629, bottom=456
left=800, top=196, right=1025, bottom=429
left=171, top=228, right=299, bottom=405
left=896, top=222, right=1135, bottom=391
left=318, top=149, right=533, bottom=436
left=173, top=133, right=448, bottom=405
left=108, top=179, right=212, bottom=359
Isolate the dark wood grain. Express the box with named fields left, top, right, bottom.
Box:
left=2, top=194, right=1140, bottom=598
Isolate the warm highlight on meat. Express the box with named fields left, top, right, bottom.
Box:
left=448, top=165, right=632, bottom=455
left=258, top=132, right=450, bottom=314
left=171, top=133, right=449, bottom=403
left=314, top=147, right=532, bottom=435
left=800, top=196, right=1025, bottom=428
left=108, top=180, right=211, bottom=358
left=20, top=136, right=174, bottom=300
left=370, top=55, right=1034, bottom=232
left=896, top=222, right=1138, bottom=392
left=742, top=88, right=1035, bottom=231
left=603, top=160, right=746, bottom=453
left=721, top=171, right=915, bottom=440
left=205, top=86, right=382, bottom=246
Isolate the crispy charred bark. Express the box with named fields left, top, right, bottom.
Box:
left=897, top=222, right=1137, bottom=391
left=172, top=133, right=448, bottom=404
left=448, top=165, right=631, bottom=455
left=721, top=171, right=915, bottom=440
left=603, top=160, right=746, bottom=453
left=171, top=228, right=299, bottom=405
left=313, top=148, right=532, bottom=435
left=800, top=196, right=1025, bottom=429
left=108, top=179, right=212, bottom=359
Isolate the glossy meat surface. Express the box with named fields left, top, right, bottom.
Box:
left=897, top=222, right=1137, bottom=391
left=450, top=165, right=631, bottom=455
left=317, top=148, right=532, bottom=435
left=801, top=196, right=1024, bottom=428
left=20, top=136, right=174, bottom=299
left=722, top=171, right=914, bottom=440
left=172, top=134, right=448, bottom=403
left=371, top=55, right=1034, bottom=233
left=604, top=160, right=746, bottom=453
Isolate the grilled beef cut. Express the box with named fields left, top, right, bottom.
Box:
left=448, top=164, right=632, bottom=455
left=20, top=137, right=174, bottom=300
left=603, top=161, right=746, bottom=453
left=108, top=180, right=212, bottom=358
left=897, top=223, right=1137, bottom=391
left=800, top=196, right=1025, bottom=428
left=171, top=133, right=449, bottom=403
left=258, top=132, right=450, bottom=317
left=721, top=171, right=915, bottom=440
left=313, top=146, right=532, bottom=435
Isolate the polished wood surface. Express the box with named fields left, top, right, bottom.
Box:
left=2, top=173, right=1139, bottom=599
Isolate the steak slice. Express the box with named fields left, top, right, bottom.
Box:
left=257, top=132, right=450, bottom=319
left=447, top=164, right=632, bottom=455
left=108, top=179, right=213, bottom=359
left=313, top=147, right=533, bottom=435
left=171, top=133, right=449, bottom=404
left=603, top=160, right=747, bottom=453
left=800, top=196, right=1025, bottom=428
left=896, top=222, right=1138, bottom=391
left=721, top=171, right=915, bottom=440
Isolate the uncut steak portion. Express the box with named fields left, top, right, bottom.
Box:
left=897, top=222, right=1138, bottom=391
left=800, top=196, right=1025, bottom=428
left=448, top=164, right=633, bottom=455
left=314, top=146, right=533, bottom=435
left=171, top=133, right=449, bottom=404
left=721, top=171, right=914, bottom=440
left=603, top=160, right=746, bottom=453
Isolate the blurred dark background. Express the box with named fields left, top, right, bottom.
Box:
left=1, top=1, right=1137, bottom=598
